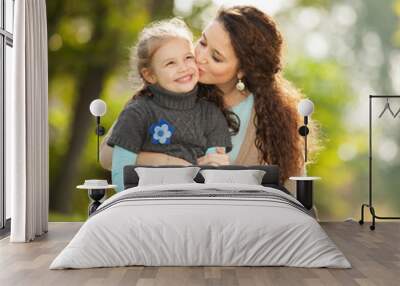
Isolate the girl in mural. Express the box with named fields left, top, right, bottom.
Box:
left=101, top=6, right=319, bottom=193
left=107, top=18, right=233, bottom=192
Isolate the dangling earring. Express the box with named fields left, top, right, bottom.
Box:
left=236, top=79, right=245, bottom=91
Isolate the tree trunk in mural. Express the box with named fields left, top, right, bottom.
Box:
left=49, top=0, right=174, bottom=213
left=50, top=69, right=107, bottom=213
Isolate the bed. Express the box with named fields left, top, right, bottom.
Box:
left=49, top=165, right=351, bottom=269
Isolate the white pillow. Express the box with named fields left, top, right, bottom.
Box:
left=135, top=167, right=200, bottom=186
left=200, top=169, right=266, bottom=185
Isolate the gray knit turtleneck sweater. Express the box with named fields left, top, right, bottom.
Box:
left=107, top=84, right=232, bottom=164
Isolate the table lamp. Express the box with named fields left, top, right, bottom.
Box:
left=89, top=99, right=107, bottom=162
left=298, top=99, right=314, bottom=175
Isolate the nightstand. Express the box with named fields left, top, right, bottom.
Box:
left=77, top=180, right=117, bottom=215
left=289, top=176, right=321, bottom=210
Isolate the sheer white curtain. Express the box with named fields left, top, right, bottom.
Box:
left=7, top=0, right=49, bottom=242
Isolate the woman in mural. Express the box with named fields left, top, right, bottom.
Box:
left=100, top=5, right=319, bottom=192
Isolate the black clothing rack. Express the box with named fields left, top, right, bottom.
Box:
left=359, top=95, right=400, bottom=230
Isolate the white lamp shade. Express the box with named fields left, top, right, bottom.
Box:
left=298, top=99, right=314, bottom=116
left=89, top=99, right=107, bottom=117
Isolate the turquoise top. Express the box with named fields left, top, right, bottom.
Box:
left=229, top=94, right=254, bottom=163
left=112, top=146, right=137, bottom=193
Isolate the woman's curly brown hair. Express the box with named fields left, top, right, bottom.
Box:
left=215, top=6, right=320, bottom=184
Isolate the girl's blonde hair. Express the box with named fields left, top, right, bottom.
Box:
left=130, top=18, right=193, bottom=87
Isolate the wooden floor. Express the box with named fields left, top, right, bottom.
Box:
left=0, top=221, right=399, bottom=286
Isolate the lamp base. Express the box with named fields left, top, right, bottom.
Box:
left=88, top=189, right=106, bottom=215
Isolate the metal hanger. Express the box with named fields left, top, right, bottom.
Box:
left=378, top=98, right=396, bottom=118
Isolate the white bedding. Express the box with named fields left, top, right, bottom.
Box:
left=50, top=183, right=351, bottom=269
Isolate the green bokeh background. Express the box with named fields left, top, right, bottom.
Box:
left=47, top=0, right=400, bottom=221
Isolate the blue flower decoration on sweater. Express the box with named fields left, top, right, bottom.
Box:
left=149, top=119, right=175, bottom=144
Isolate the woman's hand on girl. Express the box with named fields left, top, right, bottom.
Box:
left=197, top=147, right=230, bottom=166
